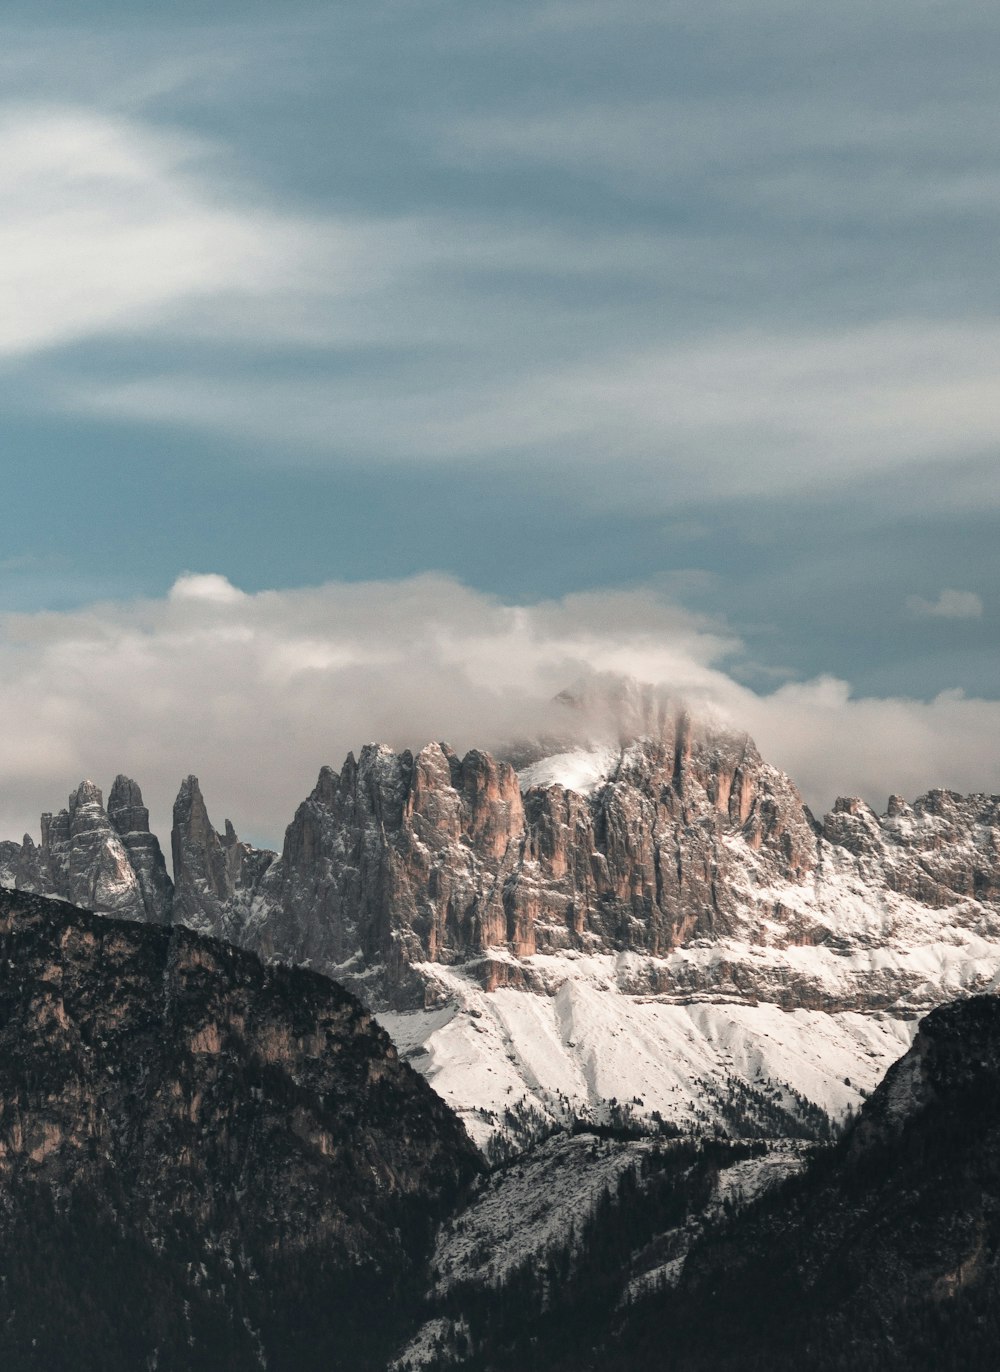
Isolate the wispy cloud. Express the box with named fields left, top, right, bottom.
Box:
left=0, top=4, right=996, bottom=728
left=0, top=103, right=385, bottom=360
left=437, top=94, right=1000, bottom=216
left=69, top=320, right=1000, bottom=513
left=3, top=76, right=998, bottom=531
left=906, top=589, right=984, bottom=620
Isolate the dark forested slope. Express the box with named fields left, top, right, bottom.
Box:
left=0, top=888, right=479, bottom=1372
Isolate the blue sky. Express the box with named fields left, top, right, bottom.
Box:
left=1, top=1, right=998, bottom=841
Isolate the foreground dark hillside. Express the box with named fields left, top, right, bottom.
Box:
left=0, top=889, right=479, bottom=1372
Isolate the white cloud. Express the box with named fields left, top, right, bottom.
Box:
left=0, top=102, right=680, bottom=387
left=0, top=101, right=658, bottom=366
left=905, top=588, right=984, bottom=620
left=0, top=103, right=390, bottom=359
left=169, top=573, right=248, bottom=605
left=1, top=574, right=998, bottom=853
left=0, top=106, right=251, bottom=354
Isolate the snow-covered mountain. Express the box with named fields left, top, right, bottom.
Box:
left=6, top=699, right=1000, bottom=1152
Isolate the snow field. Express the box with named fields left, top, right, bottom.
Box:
left=378, top=958, right=916, bottom=1152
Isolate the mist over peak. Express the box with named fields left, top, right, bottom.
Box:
left=0, top=574, right=997, bottom=850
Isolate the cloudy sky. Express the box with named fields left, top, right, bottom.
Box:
left=1, top=0, right=998, bottom=845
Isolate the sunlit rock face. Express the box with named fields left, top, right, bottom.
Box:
left=11, top=707, right=999, bottom=1018
left=249, top=741, right=529, bottom=994
left=242, top=715, right=819, bottom=1001
left=241, top=712, right=1000, bottom=1019
left=107, top=774, right=173, bottom=924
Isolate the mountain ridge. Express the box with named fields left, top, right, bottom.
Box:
left=5, top=700, right=1000, bottom=1150
left=601, top=993, right=1000, bottom=1372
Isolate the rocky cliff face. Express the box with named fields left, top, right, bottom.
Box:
left=0, top=886, right=478, bottom=1371
left=171, top=774, right=276, bottom=940
left=9, top=777, right=173, bottom=924
left=9, top=773, right=271, bottom=937
left=106, top=773, right=173, bottom=923
left=240, top=715, right=1000, bottom=1021
left=0, top=840, right=18, bottom=886
left=245, top=716, right=818, bottom=1004
left=246, top=742, right=530, bottom=1001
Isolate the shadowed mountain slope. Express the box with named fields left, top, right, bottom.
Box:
left=0, top=887, right=479, bottom=1372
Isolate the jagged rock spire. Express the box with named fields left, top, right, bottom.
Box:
left=9, top=775, right=170, bottom=924
left=170, top=775, right=276, bottom=940
left=60, top=778, right=144, bottom=918
left=107, top=775, right=173, bottom=924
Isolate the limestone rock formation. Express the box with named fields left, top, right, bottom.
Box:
left=107, top=774, right=173, bottom=923
left=0, top=840, right=18, bottom=887
left=8, top=774, right=276, bottom=942
left=242, top=716, right=817, bottom=1006
left=5, top=699, right=1000, bottom=1149
left=170, top=774, right=276, bottom=940
left=822, top=787, right=1000, bottom=906
left=247, top=742, right=526, bottom=997
left=12, top=779, right=164, bottom=923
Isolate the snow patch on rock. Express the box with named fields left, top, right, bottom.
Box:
left=516, top=744, right=619, bottom=796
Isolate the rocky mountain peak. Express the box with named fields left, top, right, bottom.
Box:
left=106, top=774, right=173, bottom=924
left=314, top=762, right=339, bottom=806
left=0, top=840, right=18, bottom=887
left=69, top=778, right=103, bottom=811
left=4, top=702, right=1000, bottom=1157
left=171, top=775, right=277, bottom=941
left=107, top=772, right=146, bottom=820
left=355, top=741, right=414, bottom=831
left=7, top=775, right=172, bottom=926
left=239, top=721, right=823, bottom=1011
left=174, top=770, right=205, bottom=811
left=15, top=779, right=147, bottom=921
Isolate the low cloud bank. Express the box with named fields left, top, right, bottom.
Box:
left=1, top=573, right=997, bottom=850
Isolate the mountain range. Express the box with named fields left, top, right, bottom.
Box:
left=5, top=691, right=1000, bottom=1156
